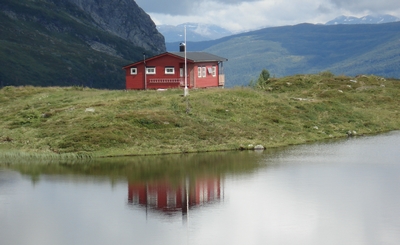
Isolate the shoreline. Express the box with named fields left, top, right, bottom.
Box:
left=1, top=74, right=399, bottom=162
left=0, top=129, right=398, bottom=163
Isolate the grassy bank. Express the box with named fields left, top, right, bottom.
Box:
left=0, top=73, right=399, bottom=159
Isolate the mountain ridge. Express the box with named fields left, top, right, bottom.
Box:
left=66, top=0, right=165, bottom=53
left=0, top=0, right=165, bottom=88
left=325, top=14, right=400, bottom=25
left=160, top=14, right=400, bottom=43
left=169, top=22, right=400, bottom=87
left=157, top=22, right=233, bottom=42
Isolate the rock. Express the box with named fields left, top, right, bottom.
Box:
left=66, top=0, right=165, bottom=54
left=41, top=112, right=52, bottom=118
left=346, top=130, right=357, bottom=137
left=254, top=145, right=265, bottom=150
left=87, top=41, right=121, bottom=58
left=85, top=107, right=95, bottom=113
left=291, top=97, right=314, bottom=102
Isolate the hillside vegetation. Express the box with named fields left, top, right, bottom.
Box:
left=1, top=73, right=399, bottom=159
left=0, top=0, right=161, bottom=89
left=172, top=22, right=400, bottom=87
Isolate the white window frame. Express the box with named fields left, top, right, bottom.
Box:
left=147, top=192, right=158, bottom=206
left=146, top=67, right=156, bottom=74
left=202, top=66, right=206, bottom=77
left=198, top=67, right=202, bottom=78
left=165, top=67, right=175, bottom=74
left=167, top=190, right=177, bottom=208
left=130, top=67, right=137, bottom=75
left=212, top=66, right=216, bottom=77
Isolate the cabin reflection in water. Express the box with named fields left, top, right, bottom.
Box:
left=128, top=177, right=222, bottom=216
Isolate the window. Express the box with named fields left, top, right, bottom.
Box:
left=130, top=67, right=137, bottom=75
left=167, top=191, right=177, bottom=208
left=165, top=67, right=175, bottom=74
left=212, top=66, right=216, bottom=77
left=198, top=66, right=206, bottom=78
left=147, top=192, right=158, bottom=206
left=146, top=67, right=156, bottom=74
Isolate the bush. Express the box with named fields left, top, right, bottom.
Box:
left=250, top=69, right=270, bottom=89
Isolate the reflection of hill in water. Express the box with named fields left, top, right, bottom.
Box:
left=1, top=151, right=269, bottom=184
left=1, top=151, right=271, bottom=217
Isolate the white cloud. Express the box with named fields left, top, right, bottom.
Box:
left=137, top=0, right=400, bottom=32
left=328, top=0, right=400, bottom=12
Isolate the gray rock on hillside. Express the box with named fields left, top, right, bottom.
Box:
left=254, top=145, right=265, bottom=150
left=66, top=0, right=165, bottom=54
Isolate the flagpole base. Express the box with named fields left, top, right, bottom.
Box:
left=184, top=87, right=189, bottom=97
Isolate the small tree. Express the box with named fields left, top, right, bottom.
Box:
left=249, top=69, right=271, bottom=89
left=256, top=69, right=270, bottom=89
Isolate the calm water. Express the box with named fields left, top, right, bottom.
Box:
left=1, top=132, right=400, bottom=245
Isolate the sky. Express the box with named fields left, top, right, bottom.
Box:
left=135, top=0, right=400, bottom=33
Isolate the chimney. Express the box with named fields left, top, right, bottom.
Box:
left=179, top=42, right=186, bottom=52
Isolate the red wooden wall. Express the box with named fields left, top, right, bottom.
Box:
left=194, top=63, right=220, bottom=88
left=124, top=54, right=221, bottom=90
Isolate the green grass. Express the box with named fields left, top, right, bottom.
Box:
left=0, top=73, right=399, bottom=159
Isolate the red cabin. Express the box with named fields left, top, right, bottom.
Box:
left=128, top=177, right=222, bottom=215
left=122, top=50, right=228, bottom=90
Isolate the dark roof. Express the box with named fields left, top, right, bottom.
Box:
left=123, top=51, right=227, bottom=69
left=170, top=52, right=228, bottom=62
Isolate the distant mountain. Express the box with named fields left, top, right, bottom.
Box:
left=157, top=23, right=233, bottom=42
left=0, top=0, right=165, bottom=89
left=178, top=22, right=400, bottom=87
left=326, top=14, right=400, bottom=25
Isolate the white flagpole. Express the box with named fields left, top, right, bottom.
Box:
left=184, top=25, right=189, bottom=97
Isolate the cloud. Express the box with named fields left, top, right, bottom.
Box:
left=135, top=0, right=400, bottom=32
left=135, top=0, right=259, bottom=15
left=135, top=0, right=192, bottom=15
left=317, top=4, right=334, bottom=14
left=328, top=0, right=400, bottom=12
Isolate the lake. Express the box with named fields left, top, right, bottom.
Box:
left=1, top=132, right=400, bottom=245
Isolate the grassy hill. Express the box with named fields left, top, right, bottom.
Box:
left=0, top=0, right=153, bottom=89
left=167, top=22, right=400, bottom=87
left=0, top=73, right=399, bottom=159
